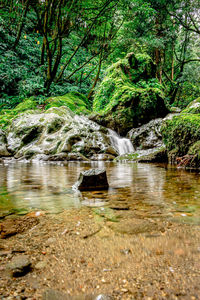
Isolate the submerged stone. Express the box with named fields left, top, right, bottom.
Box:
left=7, top=255, right=31, bottom=277
left=74, top=169, right=109, bottom=191
left=43, top=289, right=112, bottom=300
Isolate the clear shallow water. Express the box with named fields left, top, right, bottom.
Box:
left=0, top=160, right=200, bottom=223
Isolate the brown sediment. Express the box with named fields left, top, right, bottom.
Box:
left=0, top=208, right=200, bottom=299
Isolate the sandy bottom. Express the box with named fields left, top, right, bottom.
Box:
left=0, top=208, right=200, bottom=299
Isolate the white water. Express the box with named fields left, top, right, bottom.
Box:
left=108, top=129, right=134, bottom=155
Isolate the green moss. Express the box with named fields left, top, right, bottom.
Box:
left=45, top=92, right=91, bottom=115
left=93, top=53, right=168, bottom=134
left=14, top=98, right=37, bottom=112
left=182, top=97, right=200, bottom=114
left=114, top=153, right=139, bottom=161
left=0, top=98, right=38, bottom=130
left=161, top=114, right=200, bottom=156
left=93, top=53, right=163, bottom=114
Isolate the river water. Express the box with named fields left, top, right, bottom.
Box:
left=0, top=161, right=200, bottom=224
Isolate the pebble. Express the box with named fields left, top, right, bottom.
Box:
left=35, top=261, right=47, bottom=269
left=7, top=255, right=31, bottom=277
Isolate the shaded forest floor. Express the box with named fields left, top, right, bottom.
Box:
left=0, top=208, right=200, bottom=299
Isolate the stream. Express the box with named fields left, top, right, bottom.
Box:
left=0, top=160, right=200, bottom=225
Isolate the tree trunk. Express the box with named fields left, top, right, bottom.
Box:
left=13, top=0, right=30, bottom=49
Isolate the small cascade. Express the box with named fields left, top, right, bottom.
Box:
left=108, top=129, right=134, bottom=155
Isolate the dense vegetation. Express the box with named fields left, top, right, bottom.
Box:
left=0, top=0, right=199, bottom=111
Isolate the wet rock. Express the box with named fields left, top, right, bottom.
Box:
left=5, top=107, right=117, bottom=161
left=74, top=169, right=109, bottom=191
left=7, top=255, right=31, bottom=276
left=68, top=152, right=89, bottom=161
left=128, top=118, right=164, bottom=150
left=114, top=146, right=167, bottom=163
left=0, top=129, right=11, bottom=157
left=136, top=147, right=168, bottom=163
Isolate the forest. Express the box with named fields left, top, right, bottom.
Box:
left=0, top=0, right=200, bottom=108
left=1, top=1, right=200, bottom=299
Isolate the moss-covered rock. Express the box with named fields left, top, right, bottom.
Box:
left=161, top=113, right=200, bottom=168
left=0, top=98, right=38, bottom=130
left=45, top=92, right=91, bottom=115
left=182, top=97, right=200, bottom=114
left=4, top=106, right=117, bottom=161
left=114, top=146, right=167, bottom=163
left=0, top=93, right=90, bottom=131
left=93, top=53, right=169, bottom=135
left=0, top=129, right=11, bottom=156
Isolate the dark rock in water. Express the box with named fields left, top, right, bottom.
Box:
left=7, top=255, right=31, bottom=277
left=43, top=289, right=112, bottom=300
left=74, top=169, right=109, bottom=191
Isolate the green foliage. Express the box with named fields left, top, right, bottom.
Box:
left=161, top=114, right=200, bottom=156
left=0, top=98, right=38, bottom=130
left=93, top=53, right=163, bottom=114
left=45, top=92, right=91, bottom=115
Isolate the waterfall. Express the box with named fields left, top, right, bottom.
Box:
left=108, top=129, right=134, bottom=155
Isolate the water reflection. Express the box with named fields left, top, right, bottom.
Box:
left=0, top=160, right=200, bottom=221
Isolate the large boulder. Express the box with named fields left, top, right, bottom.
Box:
left=92, top=53, right=169, bottom=135
left=5, top=107, right=118, bottom=161
left=161, top=112, right=200, bottom=168
left=128, top=118, right=163, bottom=150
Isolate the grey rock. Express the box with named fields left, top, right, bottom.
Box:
left=0, top=129, right=11, bottom=157
left=128, top=118, right=163, bottom=150
left=5, top=107, right=117, bottom=161
left=74, top=169, right=109, bottom=191
left=7, top=255, right=31, bottom=276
